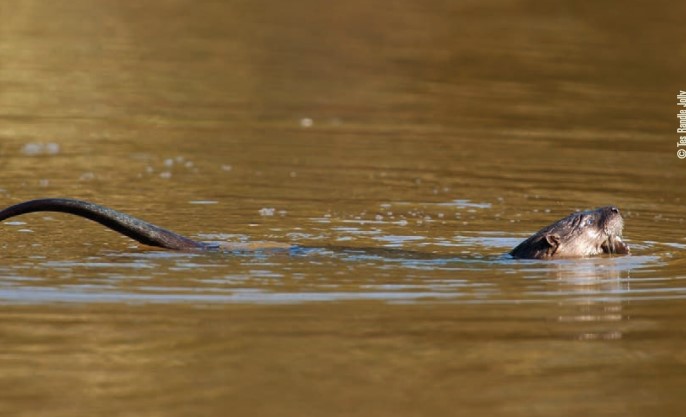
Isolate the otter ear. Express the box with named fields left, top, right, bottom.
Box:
left=544, top=233, right=561, bottom=250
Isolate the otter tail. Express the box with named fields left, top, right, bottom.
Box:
left=0, top=198, right=205, bottom=250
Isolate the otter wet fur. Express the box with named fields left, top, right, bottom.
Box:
left=0, top=198, right=207, bottom=251
left=0, top=198, right=629, bottom=259
left=510, top=206, right=629, bottom=259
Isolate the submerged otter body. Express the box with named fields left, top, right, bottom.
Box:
left=0, top=199, right=629, bottom=260
left=510, top=206, right=629, bottom=259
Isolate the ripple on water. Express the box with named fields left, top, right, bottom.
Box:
left=0, top=231, right=681, bottom=305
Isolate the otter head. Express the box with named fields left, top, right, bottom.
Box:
left=510, top=206, right=629, bottom=259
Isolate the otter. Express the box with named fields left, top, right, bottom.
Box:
left=510, top=206, right=629, bottom=259
left=0, top=198, right=629, bottom=259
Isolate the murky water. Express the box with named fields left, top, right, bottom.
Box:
left=1, top=0, right=685, bottom=415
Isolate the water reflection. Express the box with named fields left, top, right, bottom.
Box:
left=547, top=258, right=630, bottom=341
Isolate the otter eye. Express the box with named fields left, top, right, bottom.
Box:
left=585, top=218, right=594, bottom=226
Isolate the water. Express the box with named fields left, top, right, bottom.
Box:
left=1, top=0, right=686, bottom=415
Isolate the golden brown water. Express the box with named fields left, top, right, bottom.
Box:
left=1, top=0, right=686, bottom=415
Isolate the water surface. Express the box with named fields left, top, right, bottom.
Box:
left=1, top=0, right=685, bottom=415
